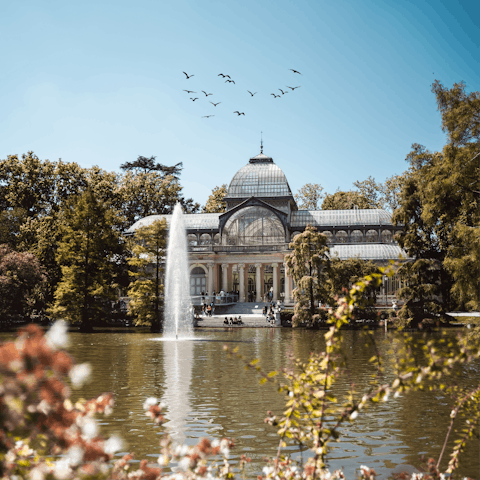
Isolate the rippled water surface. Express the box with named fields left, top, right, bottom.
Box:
left=64, top=328, right=479, bottom=478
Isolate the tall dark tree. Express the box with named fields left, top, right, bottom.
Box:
left=49, top=189, right=122, bottom=332
left=127, top=219, right=167, bottom=332
left=0, top=245, right=47, bottom=326
left=285, top=225, right=330, bottom=326
left=120, top=155, right=183, bottom=178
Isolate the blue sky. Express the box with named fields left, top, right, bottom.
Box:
left=2, top=0, right=479, bottom=206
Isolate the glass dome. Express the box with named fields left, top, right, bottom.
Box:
left=223, top=206, right=285, bottom=245
left=226, top=152, right=292, bottom=199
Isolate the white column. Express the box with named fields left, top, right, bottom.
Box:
left=272, top=263, right=278, bottom=301
left=207, top=264, right=214, bottom=295
left=222, top=264, right=228, bottom=292
left=284, top=263, right=291, bottom=303
left=238, top=264, right=245, bottom=302
left=255, top=263, right=262, bottom=302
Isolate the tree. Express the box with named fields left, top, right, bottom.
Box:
left=327, top=257, right=381, bottom=313
left=392, top=145, right=454, bottom=326
left=49, top=189, right=122, bottom=331
left=127, top=219, right=167, bottom=331
left=285, top=225, right=330, bottom=326
left=0, top=245, right=46, bottom=325
left=202, top=184, right=227, bottom=213
left=321, top=190, right=377, bottom=210
left=120, top=155, right=183, bottom=178
left=381, top=173, right=406, bottom=212
left=352, top=176, right=382, bottom=208
left=393, top=81, right=480, bottom=318
left=294, top=183, right=324, bottom=210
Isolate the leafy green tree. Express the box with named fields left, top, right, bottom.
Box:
left=120, top=155, right=183, bottom=178
left=381, top=173, right=406, bottom=212
left=327, top=257, right=381, bottom=313
left=127, top=219, right=167, bottom=331
left=49, top=189, right=122, bottom=332
left=352, top=176, right=382, bottom=208
left=393, top=81, right=479, bottom=319
left=285, top=225, right=330, bottom=326
left=294, top=183, right=324, bottom=210
left=0, top=208, right=28, bottom=248
left=202, top=184, right=227, bottom=213
left=0, top=245, right=46, bottom=325
left=321, top=190, right=377, bottom=210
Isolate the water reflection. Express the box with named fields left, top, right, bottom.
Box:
left=162, top=341, right=193, bottom=443
left=62, top=329, right=480, bottom=479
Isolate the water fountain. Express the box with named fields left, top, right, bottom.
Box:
left=164, top=203, right=194, bottom=339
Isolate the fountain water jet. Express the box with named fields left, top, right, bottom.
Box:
left=164, top=204, right=193, bottom=339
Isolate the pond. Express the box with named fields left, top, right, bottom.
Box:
left=62, top=328, right=479, bottom=478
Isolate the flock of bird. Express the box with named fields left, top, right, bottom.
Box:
left=182, top=69, right=302, bottom=118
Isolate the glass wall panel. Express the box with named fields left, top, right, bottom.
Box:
left=187, top=234, right=198, bottom=246
left=199, top=234, right=211, bottom=245
left=336, top=230, right=348, bottom=244
left=222, top=206, right=285, bottom=245
left=381, top=230, right=393, bottom=243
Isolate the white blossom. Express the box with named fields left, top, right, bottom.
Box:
left=46, top=320, right=69, bottom=349
left=104, top=435, right=124, bottom=454
left=179, top=457, right=191, bottom=471
left=158, top=454, right=167, bottom=466
left=66, top=445, right=84, bottom=466
left=143, top=397, right=158, bottom=410
left=53, top=459, right=72, bottom=480
left=350, top=410, right=358, bottom=420
left=69, top=363, right=92, bottom=388
left=80, top=418, right=98, bottom=439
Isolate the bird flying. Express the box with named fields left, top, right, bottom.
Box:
left=218, top=73, right=226, bottom=77
left=226, top=79, right=235, bottom=84
left=247, top=91, right=257, bottom=96
left=202, top=115, right=214, bottom=118
left=183, top=72, right=194, bottom=79
left=183, top=90, right=196, bottom=94
left=289, top=69, right=301, bottom=75
left=202, top=91, right=213, bottom=96
left=234, top=111, right=245, bottom=116
left=210, top=102, right=221, bottom=106
left=270, top=93, right=280, bottom=98
left=190, top=98, right=199, bottom=101
left=287, top=85, right=301, bottom=90
left=279, top=89, right=287, bottom=95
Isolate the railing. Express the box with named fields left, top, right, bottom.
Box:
left=191, top=294, right=239, bottom=306
left=189, top=244, right=289, bottom=253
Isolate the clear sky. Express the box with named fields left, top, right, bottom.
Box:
left=2, top=0, right=479, bottom=207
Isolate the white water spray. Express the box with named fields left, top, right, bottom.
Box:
left=164, top=204, right=193, bottom=339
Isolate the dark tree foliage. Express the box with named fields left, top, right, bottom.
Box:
left=120, top=155, right=183, bottom=178
left=393, top=81, right=479, bottom=323
left=0, top=245, right=47, bottom=325
left=321, top=191, right=377, bottom=210
left=49, top=189, right=123, bottom=332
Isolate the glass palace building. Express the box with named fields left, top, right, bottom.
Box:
left=128, top=149, right=406, bottom=305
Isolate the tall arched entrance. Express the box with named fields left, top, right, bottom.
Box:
left=190, top=266, right=206, bottom=296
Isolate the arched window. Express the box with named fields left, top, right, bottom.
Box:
left=213, top=233, right=221, bottom=245
left=199, top=234, right=211, bottom=245
left=335, top=230, right=347, bottom=244
left=381, top=230, right=393, bottom=243
left=321, top=231, right=334, bottom=244
left=187, top=234, right=198, bottom=246
left=351, top=230, right=363, bottom=243
left=223, top=206, right=285, bottom=246
left=366, top=230, right=378, bottom=243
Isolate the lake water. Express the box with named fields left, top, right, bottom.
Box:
left=60, top=328, right=479, bottom=478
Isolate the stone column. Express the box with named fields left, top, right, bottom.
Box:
left=255, top=263, right=262, bottom=302
left=207, top=264, right=214, bottom=295
left=284, top=263, right=291, bottom=303
left=272, top=263, right=279, bottom=301
left=221, top=264, right=229, bottom=292
left=238, top=264, right=245, bottom=302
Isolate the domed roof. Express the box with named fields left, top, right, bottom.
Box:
left=226, top=150, right=293, bottom=199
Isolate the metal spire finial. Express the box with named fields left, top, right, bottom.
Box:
left=260, top=132, right=263, bottom=153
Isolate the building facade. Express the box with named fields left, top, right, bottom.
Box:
left=128, top=149, right=406, bottom=305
